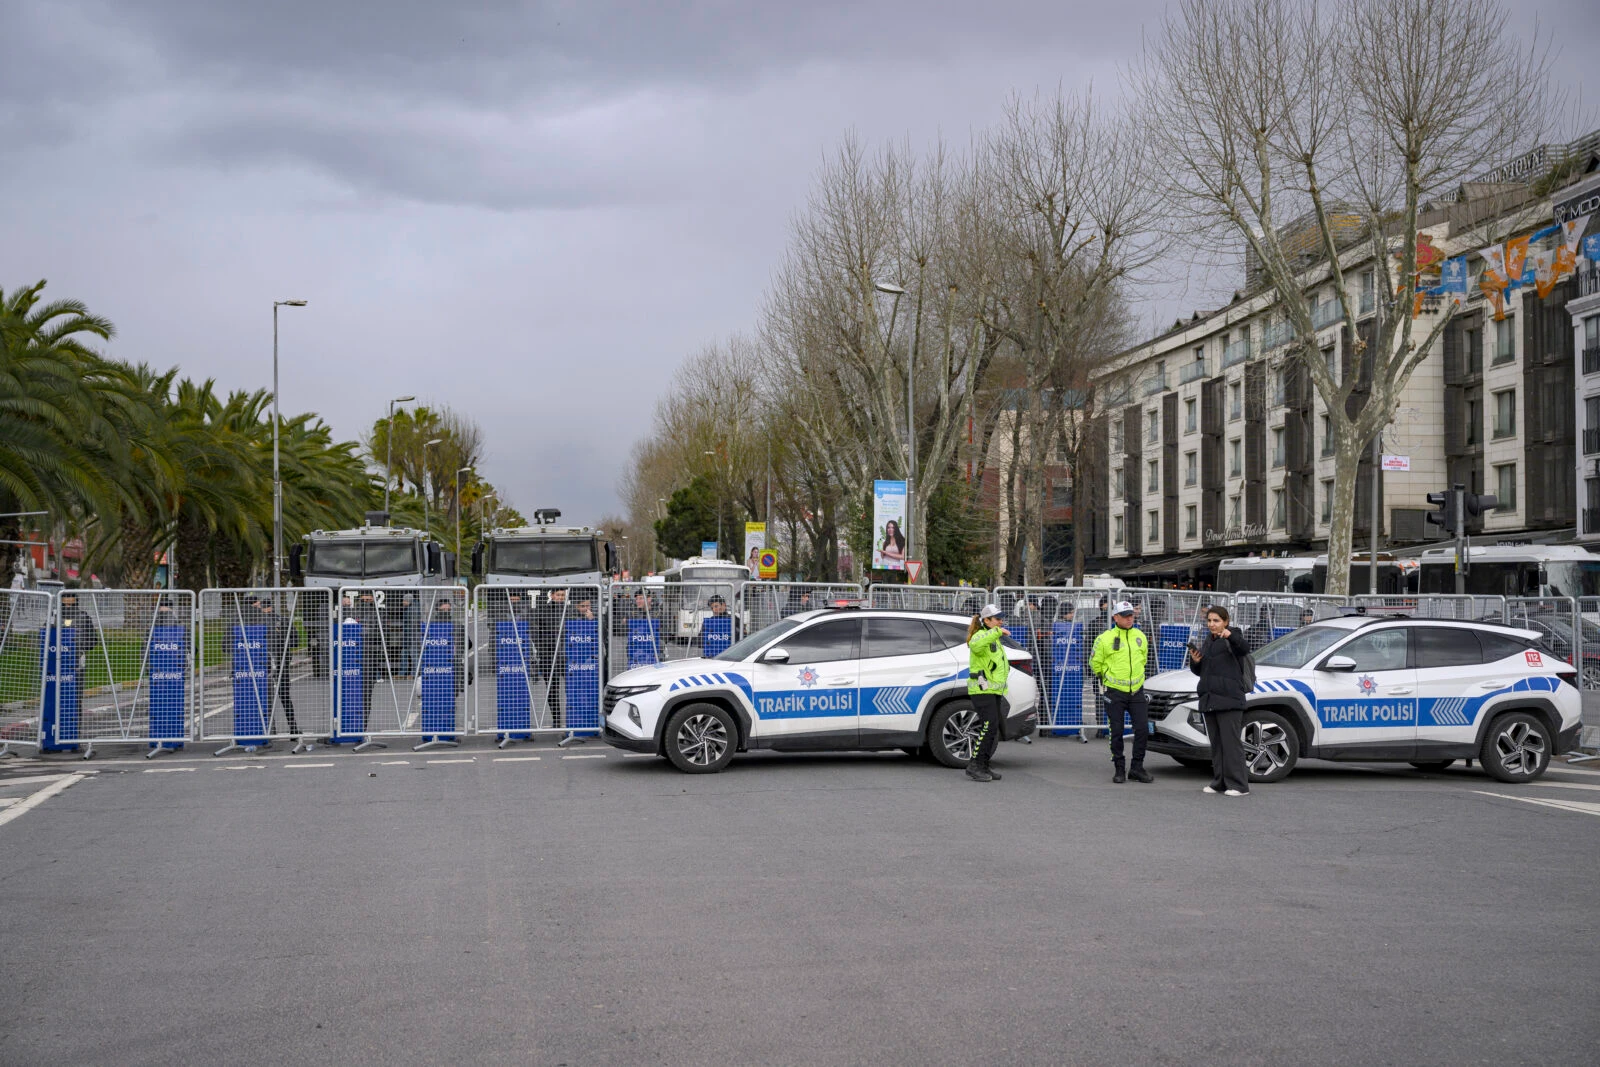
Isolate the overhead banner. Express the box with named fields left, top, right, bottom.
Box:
left=872, top=479, right=908, bottom=571
left=744, top=522, right=766, bottom=575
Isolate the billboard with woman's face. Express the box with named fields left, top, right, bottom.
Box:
left=872, top=479, right=907, bottom=571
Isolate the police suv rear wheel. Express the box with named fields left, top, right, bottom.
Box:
left=663, top=703, right=736, bottom=774
left=927, top=701, right=980, bottom=768
left=1242, top=711, right=1298, bottom=783
left=1480, top=711, right=1550, bottom=783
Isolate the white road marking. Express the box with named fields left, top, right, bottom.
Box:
left=283, top=762, right=334, bottom=769
left=1531, top=781, right=1600, bottom=793
left=622, top=753, right=656, bottom=759
left=0, top=773, right=85, bottom=829
left=561, top=754, right=606, bottom=760
left=144, top=767, right=194, bottom=773
left=426, top=758, right=474, bottom=765
left=493, top=756, right=541, bottom=762
left=218, top=765, right=263, bottom=771
left=1475, top=790, right=1600, bottom=818
left=375, top=760, right=410, bottom=766
left=0, top=772, right=93, bottom=788
left=0, top=797, right=17, bottom=808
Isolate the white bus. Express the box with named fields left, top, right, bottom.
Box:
left=1216, top=556, right=1318, bottom=594
left=1419, top=544, right=1600, bottom=598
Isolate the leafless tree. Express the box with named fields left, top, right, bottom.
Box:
left=1135, top=0, right=1551, bottom=593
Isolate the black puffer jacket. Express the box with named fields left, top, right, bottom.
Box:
left=1189, top=627, right=1251, bottom=711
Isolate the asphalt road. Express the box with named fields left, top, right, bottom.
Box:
left=1, top=739, right=1597, bottom=1066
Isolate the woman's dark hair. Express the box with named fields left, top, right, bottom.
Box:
left=1206, top=604, right=1230, bottom=624
left=882, top=520, right=905, bottom=551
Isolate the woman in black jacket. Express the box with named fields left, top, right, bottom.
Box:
left=1188, top=604, right=1252, bottom=796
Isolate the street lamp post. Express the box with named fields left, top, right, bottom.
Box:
left=272, top=299, right=307, bottom=588
left=703, top=449, right=721, bottom=558
left=455, top=466, right=473, bottom=581
left=383, top=396, right=417, bottom=515
left=422, top=437, right=444, bottom=537
left=875, top=280, right=916, bottom=582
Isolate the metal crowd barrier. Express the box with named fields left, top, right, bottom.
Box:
left=0, top=590, right=52, bottom=757
left=1348, top=593, right=1507, bottom=623
left=605, top=581, right=740, bottom=677
left=1228, top=593, right=1350, bottom=653
left=40, top=589, right=194, bottom=759
left=474, top=583, right=605, bottom=747
left=867, top=585, right=988, bottom=616
left=741, top=582, right=861, bottom=635
left=1577, top=597, right=1600, bottom=759
left=197, top=589, right=332, bottom=756
left=333, top=585, right=469, bottom=752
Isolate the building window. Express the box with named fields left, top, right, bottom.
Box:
left=1271, top=427, right=1285, bottom=469
left=1495, top=463, right=1517, bottom=512
left=1320, top=416, right=1333, bottom=457
left=1184, top=451, right=1197, bottom=486
left=1229, top=382, right=1242, bottom=421
left=1466, top=394, right=1481, bottom=445
left=1492, top=316, right=1515, bottom=365
left=1184, top=397, right=1197, bottom=433
left=1465, top=326, right=1483, bottom=375
left=1228, top=495, right=1242, bottom=527
left=1147, top=409, right=1159, bottom=444
left=1185, top=504, right=1197, bottom=538
left=1321, top=479, right=1333, bottom=523
left=1114, top=515, right=1124, bottom=546
left=1229, top=438, right=1242, bottom=477
left=1493, top=389, right=1516, bottom=438
left=1147, top=510, right=1159, bottom=542
left=1112, top=419, right=1123, bottom=451
left=1147, top=458, right=1158, bottom=489
left=1359, top=270, right=1374, bottom=315
left=1323, top=346, right=1338, bottom=386
left=1272, top=488, right=1286, bottom=529
left=1051, top=481, right=1072, bottom=510
left=1113, top=467, right=1124, bottom=499
left=1273, top=367, right=1289, bottom=408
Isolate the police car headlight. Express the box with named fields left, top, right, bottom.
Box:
left=621, top=702, right=642, bottom=728
left=610, top=684, right=660, bottom=698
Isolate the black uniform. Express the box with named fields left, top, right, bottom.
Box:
left=532, top=592, right=571, bottom=720
left=260, top=603, right=301, bottom=735
left=1190, top=627, right=1252, bottom=794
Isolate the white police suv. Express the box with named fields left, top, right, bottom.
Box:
left=602, top=610, right=1039, bottom=773
left=1144, top=615, right=1581, bottom=783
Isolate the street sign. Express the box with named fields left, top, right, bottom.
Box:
left=1381, top=455, right=1410, bottom=471
left=906, top=560, right=924, bottom=584
left=757, top=549, right=779, bottom=581
left=701, top=541, right=717, bottom=558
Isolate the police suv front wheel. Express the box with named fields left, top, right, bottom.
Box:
left=927, top=701, right=980, bottom=769
left=1480, top=711, right=1551, bottom=783
left=1242, top=711, right=1299, bottom=783
left=663, top=703, right=737, bottom=774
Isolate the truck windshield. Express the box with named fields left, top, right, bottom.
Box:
left=309, top=543, right=363, bottom=577
left=492, top=540, right=598, bottom=576
left=364, top=541, right=417, bottom=577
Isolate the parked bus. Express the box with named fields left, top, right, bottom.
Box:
left=1216, top=556, right=1318, bottom=594
left=1310, top=553, right=1419, bottom=595
left=1418, top=544, right=1600, bottom=598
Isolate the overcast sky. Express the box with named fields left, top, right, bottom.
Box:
left=5, top=0, right=1595, bottom=525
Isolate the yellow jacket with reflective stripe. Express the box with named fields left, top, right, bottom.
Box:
left=1089, top=625, right=1148, bottom=692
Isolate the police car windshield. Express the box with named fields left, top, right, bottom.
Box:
left=1253, top=623, right=1349, bottom=668
left=716, top=618, right=801, bottom=661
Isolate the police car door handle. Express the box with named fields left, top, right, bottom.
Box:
left=921, top=669, right=948, bottom=678
left=1477, top=680, right=1508, bottom=689
left=1387, top=687, right=1414, bottom=695
left=825, top=677, right=851, bottom=686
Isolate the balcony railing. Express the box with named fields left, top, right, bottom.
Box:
left=1585, top=427, right=1600, bottom=456
left=1184, top=471, right=1197, bottom=487
left=1262, top=320, right=1295, bottom=350
left=1179, top=358, right=1208, bottom=383
left=1579, top=265, right=1600, bottom=298
left=1142, top=373, right=1167, bottom=397
left=1271, top=447, right=1285, bottom=469
left=1222, top=339, right=1253, bottom=368
left=1311, top=300, right=1345, bottom=330
left=1584, top=345, right=1600, bottom=375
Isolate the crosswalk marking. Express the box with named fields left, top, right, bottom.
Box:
left=1475, top=791, right=1600, bottom=818
left=0, top=773, right=85, bottom=829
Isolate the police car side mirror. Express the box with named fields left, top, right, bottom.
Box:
left=762, top=648, right=790, bottom=664
left=1321, top=655, right=1357, bottom=672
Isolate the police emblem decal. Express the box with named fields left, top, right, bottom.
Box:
left=1357, top=674, right=1378, bottom=695
left=797, top=666, right=819, bottom=688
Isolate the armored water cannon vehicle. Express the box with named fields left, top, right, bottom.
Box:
left=472, top=508, right=615, bottom=588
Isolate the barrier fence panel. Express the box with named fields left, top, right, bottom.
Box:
left=992, top=587, right=1103, bottom=739
left=334, top=585, right=468, bottom=752
left=473, top=583, right=606, bottom=746
left=606, top=581, right=740, bottom=678
left=740, top=582, right=862, bottom=636
left=0, top=590, right=52, bottom=756
left=1349, top=594, right=1507, bottom=622
left=42, top=589, right=193, bottom=759
left=1228, top=593, right=1351, bottom=653
left=1577, top=598, right=1600, bottom=758
left=867, top=585, right=988, bottom=615
left=198, top=588, right=333, bottom=755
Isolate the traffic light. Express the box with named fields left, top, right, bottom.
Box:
left=1424, top=489, right=1457, bottom=531
left=1464, top=492, right=1499, bottom=518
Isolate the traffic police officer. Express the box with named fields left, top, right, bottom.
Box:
left=1089, top=600, right=1153, bottom=784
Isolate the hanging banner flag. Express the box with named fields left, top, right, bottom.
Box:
left=1553, top=216, right=1591, bottom=281
left=1532, top=246, right=1559, bottom=299
left=744, top=522, right=767, bottom=576
left=1478, top=245, right=1509, bottom=321
left=1504, top=234, right=1530, bottom=289
left=872, top=479, right=908, bottom=571
left=1583, top=233, right=1600, bottom=264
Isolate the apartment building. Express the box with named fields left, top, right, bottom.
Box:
left=1563, top=171, right=1600, bottom=543
left=1089, top=144, right=1595, bottom=584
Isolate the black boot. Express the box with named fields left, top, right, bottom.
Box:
left=1129, top=763, right=1154, bottom=784
left=981, top=759, right=1001, bottom=781
left=965, top=760, right=993, bottom=782
left=1112, top=762, right=1127, bottom=784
